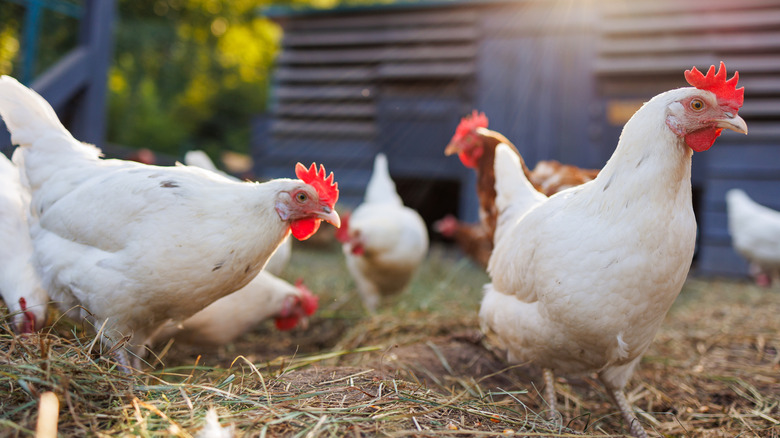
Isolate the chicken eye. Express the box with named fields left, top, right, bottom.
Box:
left=690, top=99, right=704, bottom=111
left=295, top=192, right=308, bottom=203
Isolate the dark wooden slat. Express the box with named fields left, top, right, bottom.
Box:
left=595, top=55, right=780, bottom=75
left=602, top=9, right=780, bottom=35
left=270, top=119, right=376, bottom=137
left=30, top=47, right=90, bottom=110
left=599, top=0, right=780, bottom=18
left=278, top=44, right=478, bottom=65
left=600, top=31, right=780, bottom=56
left=282, top=9, right=478, bottom=31
left=738, top=99, right=780, bottom=118
left=741, top=76, right=780, bottom=94
left=707, top=144, right=780, bottom=179
left=282, top=26, right=477, bottom=47
left=377, top=62, right=475, bottom=79
left=704, top=179, right=780, bottom=211
left=274, top=103, right=375, bottom=118
left=275, top=66, right=374, bottom=82
left=720, top=122, right=780, bottom=141
left=696, top=243, right=749, bottom=277
left=274, top=85, right=375, bottom=100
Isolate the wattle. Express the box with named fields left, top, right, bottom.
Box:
left=274, top=315, right=299, bottom=330
left=685, top=127, right=722, bottom=152
left=458, top=148, right=482, bottom=168
left=290, top=218, right=321, bottom=240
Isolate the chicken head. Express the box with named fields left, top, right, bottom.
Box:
left=274, top=279, right=319, bottom=330
left=276, top=163, right=341, bottom=240
left=666, top=62, right=747, bottom=152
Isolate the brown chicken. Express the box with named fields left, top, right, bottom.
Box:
left=441, top=111, right=599, bottom=266
left=433, top=215, right=492, bottom=268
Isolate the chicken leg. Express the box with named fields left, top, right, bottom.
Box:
left=599, top=376, right=648, bottom=438
left=543, top=368, right=558, bottom=421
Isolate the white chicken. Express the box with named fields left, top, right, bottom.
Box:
left=479, top=62, right=747, bottom=438
left=149, top=152, right=304, bottom=347
left=0, top=75, right=340, bottom=369
left=151, top=271, right=318, bottom=346
left=0, top=152, right=48, bottom=333
left=336, top=153, right=428, bottom=311
left=726, top=188, right=780, bottom=287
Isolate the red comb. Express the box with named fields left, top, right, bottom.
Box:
left=684, top=62, right=744, bottom=112
left=453, top=110, right=489, bottom=141
left=295, top=163, right=339, bottom=208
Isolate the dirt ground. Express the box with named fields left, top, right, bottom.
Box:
left=152, top=275, right=779, bottom=437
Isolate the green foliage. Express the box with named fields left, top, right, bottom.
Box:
left=1, top=0, right=401, bottom=159
left=109, top=0, right=281, bottom=158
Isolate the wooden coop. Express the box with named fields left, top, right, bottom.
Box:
left=263, top=0, right=780, bottom=277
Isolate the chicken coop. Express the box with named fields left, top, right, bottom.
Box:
left=256, top=0, right=780, bottom=278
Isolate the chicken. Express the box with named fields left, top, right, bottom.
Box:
left=726, top=189, right=780, bottom=287
left=0, top=152, right=48, bottom=333
left=433, top=215, right=492, bottom=268
left=151, top=271, right=318, bottom=346
left=479, top=62, right=747, bottom=438
left=0, top=75, right=340, bottom=368
left=528, top=159, right=600, bottom=196
left=336, top=153, right=428, bottom=311
left=440, top=111, right=599, bottom=266
left=148, top=151, right=303, bottom=347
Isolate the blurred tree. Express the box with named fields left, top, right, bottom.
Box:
left=108, top=0, right=282, bottom=160
left=1, top=0, right=401, bottom=162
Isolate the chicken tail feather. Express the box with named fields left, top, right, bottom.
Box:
left=0, top=76, right=101, bottom=195
left=0, top=76, right=73, bottom=148
left=493, top=144, right=546, bottom=241
left=364, top=153, right=403, bottom=206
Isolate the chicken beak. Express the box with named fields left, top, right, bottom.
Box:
left=318, top=206, right=341, bottom=228
left=444, top=141, right=460, bottom=156
left=715, top=114, right=748, bottom=135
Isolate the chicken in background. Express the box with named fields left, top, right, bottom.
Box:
left=151, top=272, right=318, bottom=346
left=433, top=215, right=492, bottom=268
left=528, top=159, right=600, bottom=196
left=0, top=75, right=340, bottom=369
left=439, top=111, right=599, bottom=267
left=336, top=153, right=429, bottom=311
left=726, top=188, right=780, bottom=287
left=480, top=63, right=747, bottom=438
left=0, top=152, right=48, bottom=333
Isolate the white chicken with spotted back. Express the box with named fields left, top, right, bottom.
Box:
left=0, top=75, right=340, bottom=368
left=479, top=63, right=747, bottom=438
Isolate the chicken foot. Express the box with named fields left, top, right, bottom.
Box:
left=599, top=377, right=648, bottom=438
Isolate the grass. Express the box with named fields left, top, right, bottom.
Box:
left=1, top=242, right=778, bottom=437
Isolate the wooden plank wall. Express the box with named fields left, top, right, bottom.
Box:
left=594, top=0, right=780, bottom=277
left=476, top=1, right=601, bottom=169
left=259, top=7, right=478, bottom=212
